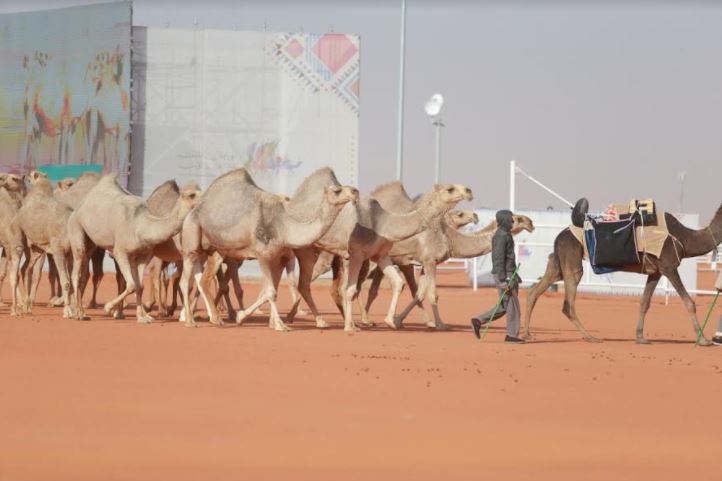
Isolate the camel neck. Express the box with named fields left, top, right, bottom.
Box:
left=446, top=225, right=495, bottom=258
left=670, top=206, right=722, bottom=258
left=281, top=200, right=344, bottom=249
left=138, top=201, right=187, bottom=246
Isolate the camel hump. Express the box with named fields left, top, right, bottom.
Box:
left=207, top=168, right=258, bottom=190
left=571, top=198, right=589, bottom=227
left=285, top=167, right=341, bottom=219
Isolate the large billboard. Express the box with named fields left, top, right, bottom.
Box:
left=0, top=2, right=131, bottom=183
left=130, top=28, right=359, bottom=197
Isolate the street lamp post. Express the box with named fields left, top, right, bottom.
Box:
left=424, top=93, right=444, bottom=184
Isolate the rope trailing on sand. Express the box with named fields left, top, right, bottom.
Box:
left=480, top=264, right=521, bottom=342
left=696, top=290, right=719, bottom=345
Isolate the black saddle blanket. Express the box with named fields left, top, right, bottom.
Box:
left=589, top=218, right=640, bottom=267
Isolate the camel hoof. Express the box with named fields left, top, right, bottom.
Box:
left=210, top=318, right=225, bottom=327
left=635, top=337, right=651, bottom=345
left=696, top=338, right=714, bottom=347
left=360, top=318, right=375, bottom=327
left=113, top=310, right=125, bottom=320
left=344, top=325, right=360, bottom=334
left=235, top=310, right=247, bottom=325
left=315, top=318, right=330, bottom=329
left=137, top=316, right=154, bottom=324
left=274, top=323, right=291, bottom=332
left=297, top=308, right=309, bottom=317
left=434, top=322, right=452, bottom=331
left=585, top=336, right=603, bottom=343
left=89, top=301, right=100, bottom=309
left=183, top=320, right=197, bottom=328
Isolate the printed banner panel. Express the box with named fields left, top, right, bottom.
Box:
left=130, top=27, right=359, bottom=197
left=0, top=2, right=131, bottom=184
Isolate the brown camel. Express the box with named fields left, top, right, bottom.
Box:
left=67, top=174, right=200, bottom=322
left=523, top=205, right=722, bottom=345
left=288, top=181, right=473, bottom=332
left=179, top=167, right=358, bottom=329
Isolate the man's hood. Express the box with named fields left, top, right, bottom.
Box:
left=496, top=209, right=514, bottom=231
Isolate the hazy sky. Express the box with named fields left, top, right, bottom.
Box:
left=3, top=0, right=722, bottom=219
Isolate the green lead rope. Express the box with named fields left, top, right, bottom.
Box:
left=696, top=290, right=720, bottom=345
left=480, top=263, right=521, bottom=341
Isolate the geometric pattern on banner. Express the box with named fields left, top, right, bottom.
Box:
left=270, top=32, right=360, bottom=115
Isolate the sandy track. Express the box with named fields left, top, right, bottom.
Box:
left=1, top=271, right=721, bottom=481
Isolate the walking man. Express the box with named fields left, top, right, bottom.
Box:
left=471, top=209, right=525, bottom=343
left=713, top=270, right=722, bottom=346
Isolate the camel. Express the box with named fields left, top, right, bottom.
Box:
left=0, top=173, right=28, bottom=315
left=361, top=181, right=535, bottom=328
left=141, top=179, right=203, bottom=318
left=179, top=167, right=359, bottom=329
left=13, top=172, right=76, bottom=316
left=55, top=171, right=112, bottom=309
left=287, top=181, right=473, bottom=332
left=523, top=205, right=722, bottom=345
left=365, top=211, right=534, bottom=329
left=310, top=209, right=479, bottom=325
left=37, top=178, right=76, bottom=306
left=67, top=174, right=200, bottom=322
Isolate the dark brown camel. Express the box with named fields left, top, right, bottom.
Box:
left=523, top=205, right=722, bottom=346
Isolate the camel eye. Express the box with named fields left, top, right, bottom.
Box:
left=446, top=187, right=454, bottom=194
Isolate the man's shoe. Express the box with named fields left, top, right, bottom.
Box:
left=713, top=334, right=722, bottom=346
left=504, top=335, right=525, bottom=344
left=471, top=318, right=482, bottom=339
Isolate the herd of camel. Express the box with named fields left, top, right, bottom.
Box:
left=0, top=166, right=719, bottom=345
left=0, top=167, right=534, bottom=334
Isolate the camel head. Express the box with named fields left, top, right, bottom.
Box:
left=445, top=210, right=479, bottom=229
left=511, top=214, right=535, bottom=235
left=27, top=170, right=48, bottom=185
left=431, top=183, right=473, bottom=207
left=276, top=194, right=292, bottom=206
left=55, top=178, right=76, bottom=193
left=0, top=173, right=24, bottom=193
left=177, top=181, right=202, bottom=214
left=323, top=184, right=359, bottom=208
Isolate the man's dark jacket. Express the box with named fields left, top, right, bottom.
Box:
left=491, top=210, right=516, bottom=281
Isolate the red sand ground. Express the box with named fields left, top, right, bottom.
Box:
left=1, top=270, right=721, bottom=481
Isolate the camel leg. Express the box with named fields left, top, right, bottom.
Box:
left=7, top=246, right=26, bottom=317
left=197, top=252, right=224, bottom=326
left=561, top=270, right=601, bottom=343
left=52, top=250, right=73, bottom=318
left=635, top=273, right=661, bottom=344
left=112, top=259, right=126, bottom=319
left=180, top=255, right=202, bottom=327
left=330, top=255, right=346, bottom=316
left=142, top=257, right=159, bottom=313
left=25, top=250, right=46, bottom=314
left=288, top=248, right=328, bottom=328
left=89, top=249, right=105, bottom=309
left=420, top=263, right=449, bottom=330
left=169, top=261, right=182, bottom=317
left=69, top=246, right=90, bottom=321
left=212, top=259, right=235, bottom=322
left=230, top=260, right=244, bottom=311
left=362, top=268, right=383, bottom=326
left=342, top=255, right=366, bottom=332
left=355, top=260, right=371, bottom=326
left=47, top=254, right=60, bottom=306
left=374, top=257, right=404, bottom=330
left=285, top=256, right=307, bottom=316
left=521, top=254, right=562, bottom=340
left=237, top=257, right=289, bottom=331
left=0, top=250, right=7, bottom=306
left=102, top=251, right=137, bottom=321
left=134, top=255, right=154, bottom=323
left=396, top=266, right=434, bottom=327
left=663, top=268, right=712, bottom=346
